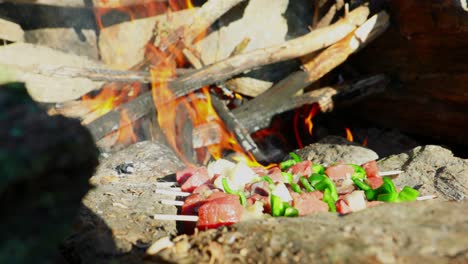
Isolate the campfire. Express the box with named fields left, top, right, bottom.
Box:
left=1, top=0, right=467, bottom=263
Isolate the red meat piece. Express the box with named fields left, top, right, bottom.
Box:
left=267, top=167, right=285, bottom=183
left=197, top=194, right=244, bottom=230
left=245, top=181, right=270, bottom=196
left=192, top=183, right=219, bottom=194
left=366, top=176, right=384, bottom=189
left=176, top=166, right=208, bottom=185
left=362, top=160, right=379, bottom=178
left=289, top=160, right=313, bottom=178
left=251, top=166, right=269, bottom=176
left=292, top=192, right=328, bottom=216
left=181, top=193, right=205, bottom=216
left=325, top=164, right=355, bottom=182
left=180, top=167, right=210, bottom=192
left=336, top=199, right=353, bottom=215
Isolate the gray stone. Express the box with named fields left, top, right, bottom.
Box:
left=294, top=136, right=379, bottom=165
left=157, top=201, right=468, bottom=263
left=378, top=145, right=468, bottom=201
left=64, top=141, right=185, bottom=263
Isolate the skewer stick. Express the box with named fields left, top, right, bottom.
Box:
left=159, top=200, right=184, bottom=206
left=155, top=189, right=191, bottom=197
left=153, top=214, right=199, bottom=222
left=417, top=195, right=437, bottom=201
left=378, top=170, right=404, bottom=177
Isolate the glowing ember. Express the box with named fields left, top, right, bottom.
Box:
left=362, top=135, right=369, bottom=146
left=345, top=127, right=354, bottom=142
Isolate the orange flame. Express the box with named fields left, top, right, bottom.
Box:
left=116, top=109, right=138, bottom=144
left=345, top=127, right=354, bottom=142
left=305, top=103, right=320, bottom=135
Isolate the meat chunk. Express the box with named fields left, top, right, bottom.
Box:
left=288, top=160, right=313, bottom=179
left=267, top=167, right=285, bottom=183
left=325, top=164, right=355, bottom=182
left=180, top=167, right=210, bottom=192
left=292, top=192, right=328, bottom=216
left=362, top=160, right=379, bottom=178
left=197, top=193, right=244, bottom=230
left=176, top=167, right=208, bottom=185
left=245, top=181, right=270, bottom=196
left=366, top=176, right=384, bottom=189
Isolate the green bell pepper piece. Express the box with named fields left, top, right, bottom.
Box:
left=291, top=183, right=302, bottom=194
left=352, top=177, right=372, bottom=191
left=280, top=159, right=296, bottom=170
left=289, top=152, right=302, bottom=163
left=284, top=207, right=299, bottom=217
left=222, top=178, right=246, bottom=206
left=271, top=194, right=286, bottom=217
left=377, top=192, right=398, bottom=202
left=397, top=186, right=419, bottom=202
left=300, top=176, right=314, bottom=192
left=349, top=164, right=366, bottom=180
left=323, top=188, right=337, bottom=212
left=308, top=173, right=326, bottom=187
left=314, top=177, right=338, bottom=201
left=281, top=172, right=293, bottom=184
left=312, top=164, right=325, bottom=174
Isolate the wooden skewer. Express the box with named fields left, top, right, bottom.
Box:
left=155, top=189, right=191, bottom=197
left=159, top=200, right=184, bottom=206
left=378, top=170, right=404, bottom=177
left=417, top=195, right=437, bottom=201
left=153, top=214, right=199, bottom=222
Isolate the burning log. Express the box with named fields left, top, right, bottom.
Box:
left=236, top=11, right=390, bottom=115
left=30, top=65, right=193, bottom=83
left=235, top=74, right=387, bottom=133
left=166, top=5, right=370, bottom=101
left=157, top=0, right=247, bottom=51
left=86, top=74, right=386, bottom=144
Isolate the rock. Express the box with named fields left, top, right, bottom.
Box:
left=63, top=141, right=185, bottom=263
left=378, top=145, right=468, bottom=201
left=195, top=0, right=288, bottom=66
left=0, top=82, right=99, bottom=263
left=156, top=201, right=468, bottom=263
left=0, top=43, right=103, bottom=102
left=98, top=9, right=196, bottom=69
left=295, top=136, right=379, bottom=165
left=0, top=18, right=24, bottom=42
left=25, top=28, right=99, bottom=60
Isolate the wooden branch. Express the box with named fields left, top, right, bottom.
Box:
left=209, top=95, right=267, bottom=162
left=165, top=5, right=369, bottom=101
left=86, top=74, right=386, bottom=141
left=86, top=91, right=154, bottom=140
left=235, top=74, right=388, bottom=133
left=30, top=65, right=194, bottom=83
left=157, top=0, right=246, bottom=51
left=235, top=11, right=390, bottom=116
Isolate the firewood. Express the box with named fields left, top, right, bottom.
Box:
left=235, top=74, right=388, bottom=133
left=86, top=74, right=386, bottom=141
left=209, top=95, right=267, bottom=162
left=164, top=5, right=369, bottom=102
left=0, top=18, right=24, bottom=43
left=0, top=43, right=104, bottom=102
left=157, top=0, right=247, bottom=51
left=235, top=11, right=390, bottom=115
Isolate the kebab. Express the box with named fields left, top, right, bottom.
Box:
left=154, top=153, right=431, bottom=231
